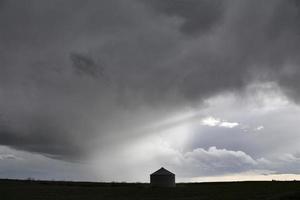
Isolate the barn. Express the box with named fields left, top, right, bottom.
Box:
left=150, top=167, right=175, bottom=187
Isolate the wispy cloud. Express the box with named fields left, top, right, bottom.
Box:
left=201, top=117, right=239, bottom=128
left=0, top=154, right=18, bottom=160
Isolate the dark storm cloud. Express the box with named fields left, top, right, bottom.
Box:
left=70, top=53, right=104, bottom=78
left=145, top=0, right=225, bottom=35
left=1, top=0, right=300, bottom=160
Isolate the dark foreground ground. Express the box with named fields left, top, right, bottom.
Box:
left=0, top=179, right=300, bottom=200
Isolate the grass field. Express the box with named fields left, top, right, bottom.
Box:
left=0, top=179, right=300, bottom=200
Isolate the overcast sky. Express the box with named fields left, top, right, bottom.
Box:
left=1, top=0, right=300, bottom=182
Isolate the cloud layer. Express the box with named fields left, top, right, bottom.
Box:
left=0, top=0, right=300, bottom=181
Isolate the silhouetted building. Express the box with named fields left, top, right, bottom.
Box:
left=150, top=167, right=175, bottom=187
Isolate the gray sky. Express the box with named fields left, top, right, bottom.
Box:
left=0, top=0, right=300, bottom=182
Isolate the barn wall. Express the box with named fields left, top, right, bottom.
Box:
left=150, top=174, right=175, bottom=187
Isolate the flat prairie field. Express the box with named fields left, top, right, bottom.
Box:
left=0, top=179, right=300, bottom=200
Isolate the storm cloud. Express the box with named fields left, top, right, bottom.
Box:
left=144, top=0, right=225, bottom=35
left=0, top=0, right=300, bottom=180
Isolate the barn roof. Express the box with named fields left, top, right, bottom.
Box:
left=151, top=167, right=174, bottom=175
